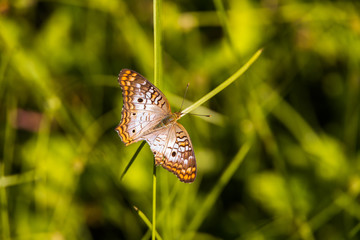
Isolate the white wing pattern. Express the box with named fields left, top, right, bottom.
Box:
left=115, top=69, right=197, bottom=183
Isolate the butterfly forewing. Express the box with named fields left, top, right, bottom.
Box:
left=116, top=69, right=171, bottom=145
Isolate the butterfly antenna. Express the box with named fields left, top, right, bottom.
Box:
left=188, top=113, right=211, bottom=118
left=180, top=83, right=189, bottom=112
left=178, top=83, right=210, bottom=118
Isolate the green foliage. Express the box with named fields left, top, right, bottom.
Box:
left=1, top=0, right=360, bottom=239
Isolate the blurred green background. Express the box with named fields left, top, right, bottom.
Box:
left=1, top=0, right=360, bottom=239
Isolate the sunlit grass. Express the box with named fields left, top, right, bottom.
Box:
left=0, top=0, right=359, bottom=239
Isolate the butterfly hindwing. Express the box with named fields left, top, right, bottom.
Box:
left=144, top=123, right=197, bottom=183
left=116, top=69, right=171, bottom=145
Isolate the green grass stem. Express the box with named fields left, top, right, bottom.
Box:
left=153, top=0, right=162, bottom=87
left=153, top=0, right=163, bottom=238
left=152, top=164, right=157, bottom=240
left=133, top=206, right=163, bottom=240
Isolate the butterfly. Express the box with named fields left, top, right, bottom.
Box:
left=115, top=69, right=196, bottom=183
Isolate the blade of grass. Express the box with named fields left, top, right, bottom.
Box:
left=153, top=0, right=163, bottom=238
left=181, top=138, right=253, bottom=239
left=167, top=93, right=226, bottom=126
left=181, top=48, right=263, bottom=116
left=152, top=164, right=157, bottom=240
left=154, top=0, right=162, bottom=87
left=134, top=206, right=163, bottom=240
left=119, top=141, right=146, bottom=180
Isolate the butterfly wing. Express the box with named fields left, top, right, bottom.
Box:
left=115, top=69, right=171, bottom=146
left=144, top=123, right=197, bottom=183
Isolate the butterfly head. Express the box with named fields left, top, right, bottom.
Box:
left=173, top=111, right=183, bottom=120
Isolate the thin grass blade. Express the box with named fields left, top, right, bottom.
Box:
left=120, top=141, right=146, bottom=180
left=152, top=0, right=163, bottom=238
left=134, top=206, right=163, bottom=240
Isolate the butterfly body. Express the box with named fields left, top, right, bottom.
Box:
left=153, top=112, right=181, bottom=129
left=115, top=69, right=196, bottom=183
